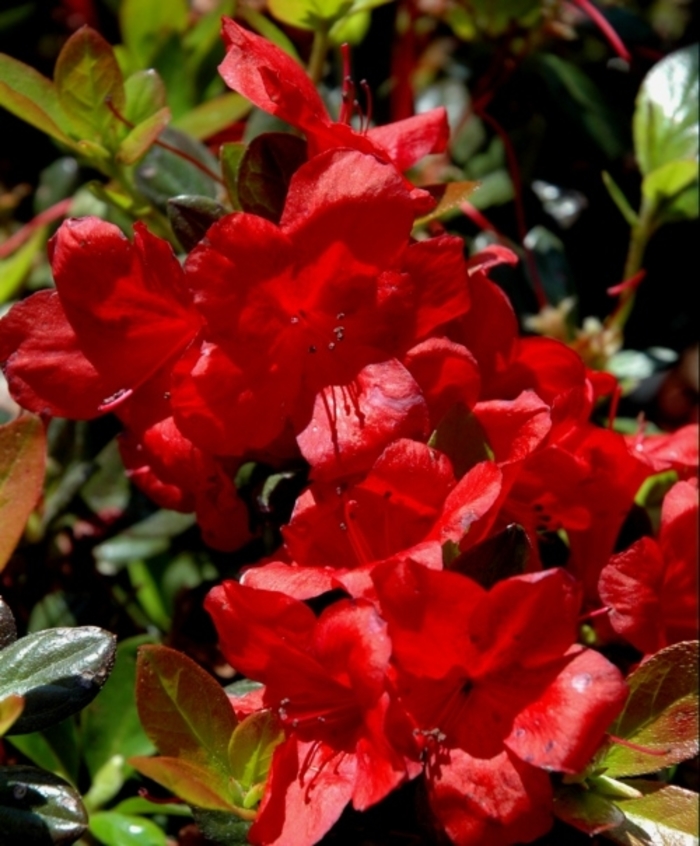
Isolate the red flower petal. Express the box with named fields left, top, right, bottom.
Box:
left=367, top=108, right=450, bottom=171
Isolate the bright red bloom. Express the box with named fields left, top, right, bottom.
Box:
left=0, top=219, right=250, bottom=550
left=599, top=478, right=699, bottom=653
left=219, top=17, right=449, bottom=183
left=205, top=580, right=418, bottom=846
left=243, top=439, right=502, bottom=599
left=171, top=148, right=472, bottom=464
left=372, top=560, right=627, bottom=844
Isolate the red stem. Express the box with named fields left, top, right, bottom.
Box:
left=571, top=0, right=631, bottom=63
left=0, top=197, right=73, bottom=259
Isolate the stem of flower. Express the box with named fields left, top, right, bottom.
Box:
left=0, top=197, right=73, bottom=259
left=308, top=23, right=330, bottom=86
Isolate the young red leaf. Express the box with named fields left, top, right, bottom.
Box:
left=54, top=26, right=126, bottom=148
left=228, top=711, right=283, bottom=808
left=597, top=641, right=699, bottom=778
left=0, top=414, right=45, bottom=570
left=128, top=755, right=253, bottom=816
left=135, top=645, right=238, bottom=775
left=0, top=54, right=75, bottom=146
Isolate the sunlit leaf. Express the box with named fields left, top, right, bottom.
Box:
left=0, top=224, right=47, bottom=303
left=117, top=106, right=171, bottom=165
left=0, top=765, right=87, bottom=843
left=633, top=44, right=699, bottom=177
left=123, top=69, right=167, bottom=125
left=606, top=780, right=699, bottom=846
left=228, top=711, right=283, bottom=800
left=598, top=641, right=699, bottom=778
left=0, top=53, right=75, bottom=146
left=128, top=755, right=248, bottom=814
left=0, top=627, right=116, bottom=735
left=54, top=26, right=126, bottom=149
left=89, top=811, right=167, bottom=846
left=414, top=181, right=480, bottom=226
left=135, top=645, right=237, bottom=774
left=0, top=414, right=45, bottom=571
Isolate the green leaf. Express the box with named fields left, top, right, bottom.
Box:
left=129, top=756, right=248, bottom=814
left=81, top=635, right=156, bottom=781
left=123, top=69, right=167, bottom=125
left=553, top=785, right=625, bottom=835
left=268, top=0, right=351, bottom=29
left=117, top=106, right=171, bottom=165
left=134, top=127, right=219, bottom=211
left=0, top=765, right=87, bottom=844
left=228, top=711, right=283, bottom=803
left=236, top=132, right=307, bottom=223
left=112, top=796, right=191, bottom=817
left=5, top=718, right=80, bottom=784
left=642, top=160, right=698, bottom=204
left=428, top=403, right=493, bottom=479
left=633, top=44, right=699, bottom=177
left=93, top=509, right=196, bottom=573
left=167, top=195, right=227, bottom=252
left=0, top=224, right=47, bottom=303
left=34, top=156, right=80, bottom=214
left=0, top=598, right=17, bottom=649
left=0, top=694, right=23, bottom=737
left=447, top=524, right=531, bottom=588
left=0, top=414, right=46, bottom=571
left=0, top=53, right=75, bottom=146
left=172, top=92, right=251, bottom=142
left=135, top=645, right=237, bottom=774
left=220, top=141, right=246, bottom=210
left=54, top=26, right=126, bottom=149
left=0, top=626, right=116, bottom=735
left=89, top=812, right=167, bottom=846
left=606, top=780, right=699, bottom=846
left=598, top=641, right=699, bottom=778
left=119, top=0, right=189, bottom=66
left=182, top=0, right=235, bottom=78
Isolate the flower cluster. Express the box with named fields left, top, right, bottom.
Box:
left=0, top=18, right=697, bottom=846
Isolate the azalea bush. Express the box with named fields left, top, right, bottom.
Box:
left=0, top=1, right=698, bottom=844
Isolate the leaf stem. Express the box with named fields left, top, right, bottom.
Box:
left=308, top=23, right=330, bottom=86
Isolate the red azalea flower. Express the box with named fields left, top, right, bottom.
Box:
left=242, top=438, right=502, bottom=599
left=599, top=478, right=699, bottom=653
left=372, top=560, right=627, bottom=844
left=170, top=148, right=471, bottom=460
left=205, top=580, right=418, bottom=846
left=219, top=17, right=449, bottom=180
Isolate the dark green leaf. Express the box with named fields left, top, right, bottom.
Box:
left=81, top=635, right=156, bottom=781
left=598, top=641, right=699, bottom=778
left=5, top=720, right=79, bottom=784
left=89, top=812, right=167, bottom=846
left=93, top=510, right=196, bottom=574
left=0, top=414, right=46, bottom=571
left=633, top=45, right=699, bottom=177
left=34, top=157, right=80, bottom=214
left=428, top=403, right=492, bottom=479
left=0, top=598, right=16, bottom=649
left=0, top=53, right=74, bottom=146
left=167, top=195, right=227, bottom=251
left=135, top=645, right=237, bottom=773
left=54, top=26, right=125, bottom=149
left=0, top=765, right=87, bottom=845
left=524, top=225, right=576, bottom=306
left=553, top=785, right=625, bottom=835
left=0, top=627, right=116, bottom=735
left=220, top=142, right=246, bottom=210
left=238, top=132, right=307, bottom=223
left=135, top=127, right=219, bottom=211
left=192, top=807, right=252, bottom=845
left=606, top=780, right=699, bottom=845
left=447, top=524, right=531, bottom=587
